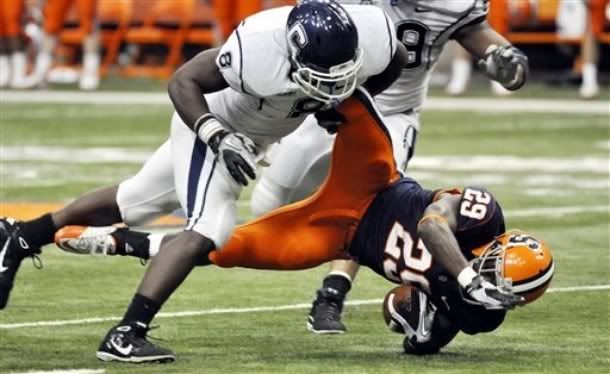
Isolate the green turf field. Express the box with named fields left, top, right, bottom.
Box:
left=0, top=89, right=609, bottom=373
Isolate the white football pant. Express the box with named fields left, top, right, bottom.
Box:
left=116, top=112, right=242, bottom=247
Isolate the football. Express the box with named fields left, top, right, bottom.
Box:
left=382, top=284, right=418, bottom=334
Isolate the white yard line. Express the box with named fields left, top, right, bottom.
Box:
left=9, top=370, right=104, bottom=374
left=505, top=205, right=609, bottom=217
left=1, top=285, right=608, bottom=330
left=1, top=90, right=608, bottom=114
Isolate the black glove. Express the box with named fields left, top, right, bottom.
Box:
left=315, top=109, right=346, bottom=135
left=209, top=130, right=257, bottom=187
left=478, top=45, right=529, bottom=91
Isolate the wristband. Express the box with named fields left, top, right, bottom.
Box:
left=195, top=114, right=225, bottom=144
left=457, top=267, right=478, bottom=288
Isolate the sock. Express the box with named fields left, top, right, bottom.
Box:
left=20, top=214, right=57, bottom=247
left=121, top=293, right=160, bottom=334
left=582, top=63, right=597, bottom=87
left=322, top=272, right=352, bottom=297
left=112, top=229, right=151, bottom=259
left=147, top=233, right=164, bottom=258
left=0, top=55, right=10, bottom=87
left=10, top=52, right=27, bottom=84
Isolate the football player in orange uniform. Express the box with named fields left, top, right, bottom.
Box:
left=53, top=87, right=550, bottom=356
left=0, top=0, right=28, bottom=88
left=27, top=0, right=99, bottom=89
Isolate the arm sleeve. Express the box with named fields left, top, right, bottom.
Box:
left=216, top=28, right=246, bottom=93
left=357, top=7, right=399, bottom=77
left=450, top=0, right=490, bottom=39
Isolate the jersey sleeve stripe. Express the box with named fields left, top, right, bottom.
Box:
left=383, top=11, right=395, bottom=62
left=449, top=14, right=487, bottom=39
left=235, top=28, right=249, bottom=95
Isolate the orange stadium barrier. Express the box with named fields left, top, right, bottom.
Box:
left=59, top=0, right=132, bottom=77
left=0, top=0, right=24, bottom=38
left=121, top=0, right=196, bottom=79
left=490, top=0, right=610, bottom=45
left=34, top=0, right=610, bottom=79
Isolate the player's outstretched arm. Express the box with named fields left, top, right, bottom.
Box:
left=362, top=43, right=407, bottom=97
left=454, top=21, right=529, bottom=91
left=167, top=48, right=229, bottom=130
left=416, top=195, right=523, bottom=310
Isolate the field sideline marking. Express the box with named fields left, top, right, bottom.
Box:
left=1, top=285, right=608, bottom=330
left=9, top=370, right=104, bottom=374
left=1, top=90, right=608, bottom=114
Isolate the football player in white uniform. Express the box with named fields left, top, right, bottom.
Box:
left=0, top=0, right=407, bottom=362
left=248, top=0, right=529, bottom=334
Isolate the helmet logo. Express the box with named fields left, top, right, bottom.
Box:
left=288, top=22, right=309, bottom=51
left=507, top=235, right=543, bottom=256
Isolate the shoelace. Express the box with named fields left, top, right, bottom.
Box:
left=316, top=300, right=342, bottom=320
left=145, top=325, right=167, bottom=343
left=30, top=254, right=43, bottom=269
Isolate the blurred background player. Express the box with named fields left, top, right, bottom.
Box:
left=0, top=0, right=28, bottom=88
left=26, top=0, right=100, bottom=90
left=248, top=0, right=529, bottom=334
left=447, top=0, right=606, bottom=99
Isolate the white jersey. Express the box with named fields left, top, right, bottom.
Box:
left=208, top=5, right=397, bottom=149
left=339, top=0, right=488, bottom=114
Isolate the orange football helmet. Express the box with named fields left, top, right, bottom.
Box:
left=471, top=229, right=554, bottom=304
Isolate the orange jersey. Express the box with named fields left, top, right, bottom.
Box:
left=209, top=89, right=400, bottom=270
left=0, top=0, right=24, bottom=37
left=43, top=0, right=97, bottom=34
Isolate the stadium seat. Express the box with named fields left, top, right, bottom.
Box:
left=121, top=0, right=196, bottom=79
left=185, top=1, right=218, bottom=48
left=57, top=0, right=131, bottom=77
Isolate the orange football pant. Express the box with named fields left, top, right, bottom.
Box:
left=0, top=0, right=24, bottom=37
left=44, top=0, right=97, bottom=35
left=210, top=91, right=400, bottom=270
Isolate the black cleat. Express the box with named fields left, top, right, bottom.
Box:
left=97, top=322, right=176, bottom=363
left=0, top=218, right=41, bottom=310
left=307, top=287, right=347, bottom=334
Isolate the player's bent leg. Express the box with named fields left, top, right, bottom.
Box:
left=97, top=231, right=216, bottom=363
left=55, top=138, right=181, bottom=259
left=308, top=259, right=360, bottom=334
left=1, top=185, right=123, bottom=309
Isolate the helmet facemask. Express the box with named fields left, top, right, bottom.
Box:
left=469, top=239, right=513, bottom=294
left=290, top=48, right=364, bottom=106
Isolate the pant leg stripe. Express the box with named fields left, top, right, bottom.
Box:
left=186, top=138, right=207, bottom=218
left=189, top=159, right=218, bottom=230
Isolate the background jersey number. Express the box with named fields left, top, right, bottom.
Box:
left=396, top=21, right=429, bottom=69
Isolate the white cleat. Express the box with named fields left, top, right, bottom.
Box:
left=579, top=82, right=599, bottom=100
left=490, top=81, right=513, bottom=97
left=55, top=226, right=117, bottom=255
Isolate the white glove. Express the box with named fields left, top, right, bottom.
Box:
left=478, top=45, right=529, bottom=91
left=458, top=267, right=524, bottom=310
